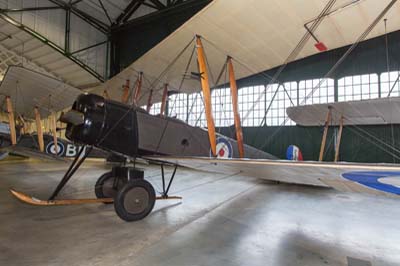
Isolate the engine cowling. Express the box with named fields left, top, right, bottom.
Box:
left=63, top=93, right=138, bottom=157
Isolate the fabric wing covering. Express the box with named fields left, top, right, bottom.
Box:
left=0, top=66, right=81, bottom=119
left=287, top=97, right=400, bottom=126
left=146, top=156, right=400, bottom=197
left=93, top=0, right=400, bottom=106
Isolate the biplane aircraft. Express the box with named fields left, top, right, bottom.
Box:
left=0, top=66, right=108, bottom=161
left=7, top=1, right=400, bottom=222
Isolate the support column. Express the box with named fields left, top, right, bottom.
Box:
left=51, top=113, right=58, bottom=155
left=121, top=79, right=130, bottom=103
left=319, top=107, right=332, bottom=161
left=196, top=35, right=216, bottom=156
left=227, top=57, right=244, bottom=158
left=34, top=107, right=44, bottom=152
left=133, top=72, right=143, bottom=105
left=334, top=115, right=344, bottom=162
left=160, top=84, right=168, bottom=117
left=146, top=89, right=153, bottom=112
left=6, top=96, right=17, bottom=145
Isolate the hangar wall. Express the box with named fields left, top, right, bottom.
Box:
left=218, top=125, right=400, bottom=163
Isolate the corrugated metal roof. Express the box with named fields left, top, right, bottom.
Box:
left=0, top=18, right=100, bottom=88
left=56, top=0, right=190, bottom=25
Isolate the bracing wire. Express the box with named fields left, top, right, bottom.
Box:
left=96, top=37, right=195, bottom=146
left=257, top=0, right=398, bottom=153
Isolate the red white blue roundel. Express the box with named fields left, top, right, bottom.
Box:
left=286, top=145, right=303, bottom=161
left=46, top=141, right=65, bottom=156
left=213, top=137, right=233, bottom=158
left=342, top=171, right=400, bottom=195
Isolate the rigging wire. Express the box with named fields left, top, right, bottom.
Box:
left=384, top=18, right=397, bottom=162
left=247, top=0, right=337, bottom=124
left=257, top=0, right=398, bottom=153
left=96, top=37, right=196, bottom=146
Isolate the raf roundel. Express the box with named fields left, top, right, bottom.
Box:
left=46, top=141, right=65, bottom=156
left=213, top=137, right=233, bottom=158
left=342, top=171, right=400, bottom=195
left=286, top=145, right=303, bottom=161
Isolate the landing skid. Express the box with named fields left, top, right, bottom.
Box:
left=10, top=189, right=181, bottom=206
left=10, top=189, right=114, bottom=205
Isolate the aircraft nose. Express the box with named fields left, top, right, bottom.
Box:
left=60, top=110, right=84, bottom=126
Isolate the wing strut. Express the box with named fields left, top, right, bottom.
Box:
left=334, top=115, right=344, bottom=162
left=133, top=72, right=143, bottom=105
left=34, top=107, right=44, bottom=152
left=50, top=113, right=58, bottom=154
left=227, top=57, right=245, bottom=158
left=5, top=96, right=17, bottom=145
left=196, top=35, right=217, bottom=156
left=319, top=106, right=332, bottom=161
left=121, top=79, right=130, bottom=103
left=146, top=89, right=153, bottom=112
left=102, top=89, right=110, bottom=99
left=160, top=83, right=168, bottom=117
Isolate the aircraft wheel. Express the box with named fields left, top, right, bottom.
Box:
left=95, top=172, right=127, bottom=202
left=114, top=179, right=156, bottom=222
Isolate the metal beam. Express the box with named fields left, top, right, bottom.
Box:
left=0, top=12, right=105, bottom=82
left=142, top=2, right=159, bottom=9
left=0, top=7, right=62, bottom=13
left=70, top=0, right=85, bottom=5
left=147, top=0, right=166, bottom=10
left=49, top=0, right=110, bottom=34
left=116, top=0, right=143, bottom=25
left=114, top=0, right=211, bottom=30
left=98, top=0, right=113, bottom=25
left=70, top=40, right=107, bottom=55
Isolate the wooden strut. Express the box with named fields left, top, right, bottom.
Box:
left=5, top=96, right=17, bottom=145
left=121, top=79, right=130, bottom=103
left=227, top=57, right=245, bottom=158
left=34, top=107, right=44, bottom=152
left=319, top=107, right=332, bottom=161
left=51, top=113, right=58, bottom=154
left=133, top=72, right=143, bottom=105
left=102, top=89, right=110, bottom=99
left=196, top=35, right=217, bottom=156
left=334, top=115, right=344, bottom=162
left=160, top=84, right=168, bottom=117
left=10, top=189, right=181, bottom=206
left=146, top=89, right=153, bottom=112
left=18, top=115, right=28, bottom=135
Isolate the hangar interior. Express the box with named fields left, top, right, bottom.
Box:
left=1, top=0, right=400, bottom=266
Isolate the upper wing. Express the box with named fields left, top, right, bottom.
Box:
left=0, top=66, right=81, bottom=119
left=145, top=156, right=400, bottom=197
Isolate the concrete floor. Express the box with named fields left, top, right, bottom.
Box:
left=1, top=159, right=400, bottom=266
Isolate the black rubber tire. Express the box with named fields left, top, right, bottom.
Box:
left=94, top=172, right=127, bottom=202
left=114, top=179, right=156, bottom=222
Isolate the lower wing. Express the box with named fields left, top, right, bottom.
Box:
left=1, top=146, right=67, bottom=162
left=145, top=156, right=400, bottom=198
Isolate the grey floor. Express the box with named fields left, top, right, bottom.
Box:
left=1, top=159, right=400, bottom=266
